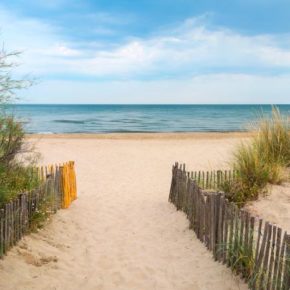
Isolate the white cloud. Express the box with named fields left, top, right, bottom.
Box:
left=36, top=44, right=82, bottom=57
left=1, top=6, right=290, bottom=103
left=26, top=23, right=290, bottom=77
left=258, top=46, right=290, bottom=66
left=1, top=6, right=290, bottom=78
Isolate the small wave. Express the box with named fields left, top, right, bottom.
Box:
left=26, top=131, right=54, bottom=134
left=105, top=129, right=158, bottom=133
left=53, top=119, right=86, bottom=124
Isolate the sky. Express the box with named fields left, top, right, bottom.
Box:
left=0, top=0, right=290, bottom=104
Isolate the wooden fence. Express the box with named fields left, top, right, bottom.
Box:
left=191, top=169, right=238, bottom=190
left=0, top=161, right=77, bottom=258
left=169, top=162, right=290, bottom=290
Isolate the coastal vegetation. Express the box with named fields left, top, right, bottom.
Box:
left=0, top=47, right=39, bottom=206
left=222, top=107, right=290, bottom=205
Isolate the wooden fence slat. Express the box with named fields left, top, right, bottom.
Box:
left=189, top=180, right=195, bottom=229
left=248, top=216, right=255, bottom=282
left=261, top=224, right=272, bottom=289
left=197, top=188, right=201, bottom=239
left=273, top=227, right=282, bottom=290
left=223, top=199, right=229, bottom=264
left=202, top=196, right=206, bottom=243
left=255, top=219, right=263, bottom=265
left=244, top=212, right=250, bottom=254
left=14, top=200, right=18, bottom=245
left=232, top=205, right=239, bottom=270
left=0, top=210, right=4, bottom=258
left=277, top=233, right=286, bottom=290
left=213, top=193, right=220, bottom=260
left=198, top=171, right=201, bottom=186
left=282, top=234, right=290, bottom=290
left=255, top=222, right=269, bottom=289
left=209, top=194, right=215, bottom=253
left=4, top=204, right=8, bottom=253
left=267, top=225, right=277, bottom=290
left=206, top=196, right=211, bottom=249
left=238, top=210, right=245, bottom=275
left=12, top=200, right=15, bottom=245
left=217, top=195, right=224, bottom=262
left=227, top=204, right=235, bottom=267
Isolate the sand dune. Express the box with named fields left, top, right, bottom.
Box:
left=245, top=183, right=290, bottom=233
left=0, top=134, right=253, bottom=290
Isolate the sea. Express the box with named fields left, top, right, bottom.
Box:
left=7, top=104, right=290, bottom=134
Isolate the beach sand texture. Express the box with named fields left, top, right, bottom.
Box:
left=0, top=133, right=283, bottom=290
left=245, top=183, right=290, bottom=233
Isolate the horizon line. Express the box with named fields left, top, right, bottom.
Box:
left=10, top=103, right=290, bottom=106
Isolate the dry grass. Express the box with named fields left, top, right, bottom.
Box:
left=224, top=107, right=289, bottom=205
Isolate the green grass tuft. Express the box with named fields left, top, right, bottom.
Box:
left=222, top=107, right=289, bottom=205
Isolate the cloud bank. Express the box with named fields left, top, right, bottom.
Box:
left=1, top=6, right=290, bottom=103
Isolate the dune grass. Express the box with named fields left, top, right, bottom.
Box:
left=222, top=107, right=289, bottom=205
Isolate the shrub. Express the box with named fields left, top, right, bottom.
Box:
left=0, top=116, right=24, bottom=165
left=0, top=163, right=40, bottom=206
left=0, top=117, right=40, bottom=206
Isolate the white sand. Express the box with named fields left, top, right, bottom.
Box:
left=245, top=183, right=290, bottom=233
left=0, top=133, right=257, bottom=290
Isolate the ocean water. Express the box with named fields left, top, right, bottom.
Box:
left=8, top=104, right=290, bottom=134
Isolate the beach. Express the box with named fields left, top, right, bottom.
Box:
left=1, top=0, right=290, bottom=287
left=0, top=133, right=288, bottom=290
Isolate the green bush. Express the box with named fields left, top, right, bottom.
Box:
left=0, top=116, right=24, bottom=165
left=0, top=117, right=40, bottom=206
left=0, top=163, right=40, bottom=206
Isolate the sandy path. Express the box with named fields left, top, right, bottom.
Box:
left=0, top=135, right=248, bottom=290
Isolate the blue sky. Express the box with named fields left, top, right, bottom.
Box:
left=1, top=0, right=290, bottom=103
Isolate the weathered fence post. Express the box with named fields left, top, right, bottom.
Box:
left=283, top=234, right=290, bottom=290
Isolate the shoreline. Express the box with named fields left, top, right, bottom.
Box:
left=25, top=131, right=255, bottom=140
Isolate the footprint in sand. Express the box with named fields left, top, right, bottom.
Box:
left=17, top=249, right=58, bottom=267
